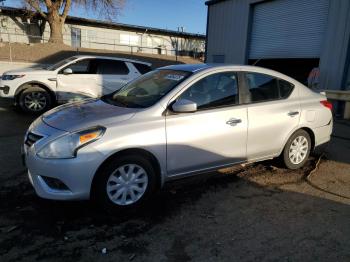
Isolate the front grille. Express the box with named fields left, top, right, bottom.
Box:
left=25, top=132, right=43, bottom=147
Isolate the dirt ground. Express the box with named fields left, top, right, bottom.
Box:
left=0, top=43, right=201, bottom=68
left=0, top=98, right=349, bottom=262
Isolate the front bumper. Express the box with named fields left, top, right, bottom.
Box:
left=25, top=144, right=105, bottom=200
left=0, top=79, right=15, bottom=98
left=24, top=119, right=106, bottom=201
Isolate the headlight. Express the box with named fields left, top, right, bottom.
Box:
left=2, top=74, right=25, bottom=80
left=37, top=126, right=106, bottom=159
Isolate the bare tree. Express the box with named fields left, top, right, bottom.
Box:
left=23, top=0, right=125, bottom=43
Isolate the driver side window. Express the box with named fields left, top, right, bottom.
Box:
left=179, top=71, right=239, bottom=110
left=60, top=59, right=97, bottom=74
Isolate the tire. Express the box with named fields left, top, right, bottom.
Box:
left=92, top=155, right=158, bottom=211
left=282, top=129, right=311, bottom=169
left=18, top=86, right=52, bottom=114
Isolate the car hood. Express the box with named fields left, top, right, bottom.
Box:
left=42, top=99, right=137, bottom=132
left=3, top=68, right=54, bottom=75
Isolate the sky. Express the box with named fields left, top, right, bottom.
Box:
left=3, top=0, right=208, bottom=34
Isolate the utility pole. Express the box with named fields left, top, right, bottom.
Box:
left=176, top=26, right=185, bottom=62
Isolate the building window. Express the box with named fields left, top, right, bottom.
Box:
left=120, top=34, right=139, bottom=46
left=71, top=27, right=81, bottom=48
left=87, top=30, right=97, bottom=43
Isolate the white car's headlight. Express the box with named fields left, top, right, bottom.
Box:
left=37, top=126, right=105, bottom=159
left=2, top=74, right=25, bottom=80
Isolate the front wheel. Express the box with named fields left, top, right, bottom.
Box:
left=92, top=155, right=157, bottom=210
left=19, top=86, right=52, bottom=114
left=282, top=129, right=311, bottom=169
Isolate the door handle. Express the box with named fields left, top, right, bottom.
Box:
left=226, top=118, right=242, bottom=126
left=288, top=111, right=299, bottom=117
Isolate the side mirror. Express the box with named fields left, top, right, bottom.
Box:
left=172, top=99, right=197, bottom=113
left=63, top=68, right=73, bottom=75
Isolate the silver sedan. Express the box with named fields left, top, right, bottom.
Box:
left=23, top=64, right=333, bottom=209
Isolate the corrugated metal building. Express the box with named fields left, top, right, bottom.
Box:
left=205, top=0, right=350, bottom=93
left=0, top=6, right=205, bottom=57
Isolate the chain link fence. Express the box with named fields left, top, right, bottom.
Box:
left=0, top=28, right=205, bottom=63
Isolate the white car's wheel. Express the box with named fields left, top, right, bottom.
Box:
left=93, top=155, right=157, bottom=210
left=19, top=86, right=52, bottom=114
left=282, top=130, right=311, bottom=169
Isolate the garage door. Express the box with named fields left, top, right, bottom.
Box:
left=249, top=0, right=329, bottom=59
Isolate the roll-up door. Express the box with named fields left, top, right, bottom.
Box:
left=249, top=0, right=329, bottom=59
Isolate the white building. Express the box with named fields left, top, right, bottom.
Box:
left=0, top=6, right=205, bottom=57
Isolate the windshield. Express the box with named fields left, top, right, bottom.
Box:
left=102, top=69, right=191, bottom=108
left=45, top=56, right=78, bottom=71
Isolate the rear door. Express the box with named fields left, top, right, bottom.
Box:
left=96, top=59, right=136, bottom=95
left=243, top=71, right=300, bottom=161
left=56, top=58, right=99, bottom=102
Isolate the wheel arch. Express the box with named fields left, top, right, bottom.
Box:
left=14, top=81, right=56, bottom=104
left=299, top=127, right=315, bottom=151
left=91, top=148, right=163, bottom=197
left=279, top=126, right=316, bottom=156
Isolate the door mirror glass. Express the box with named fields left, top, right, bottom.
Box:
left=172, top=99, right=197, bottom=113
left=63, top=68, right=73, bottom=75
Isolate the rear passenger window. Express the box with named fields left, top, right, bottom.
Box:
left=279, top=79, right=294, bottom=98
left=97, top=59, right=129, bottom=75
left=245, top=73, right=294, bottom=103
left=246, top=73, right=279, bottom=102
left=133, top=63, right=152, bottom=74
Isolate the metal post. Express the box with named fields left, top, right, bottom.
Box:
left=8, top=31, right=12, bottom=62
left=176, top=38, right=178, bottom=62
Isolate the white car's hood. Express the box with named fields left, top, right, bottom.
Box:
left=42, top=99, right=137, bottom=132
left=3, top=68, right=55, bottom=76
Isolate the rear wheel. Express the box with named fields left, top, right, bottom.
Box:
left=282, top=130, right=311, bottom=169
left=19, top=86, right=52, bottom=114
left=92, top=155, right=157, bottom=211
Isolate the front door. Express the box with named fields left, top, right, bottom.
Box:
left=56, top=58, right=100, bottom=102
left=166, top=71, right=248, bottom=176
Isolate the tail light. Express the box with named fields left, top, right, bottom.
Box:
left=320, top=100, right=333, bottom=111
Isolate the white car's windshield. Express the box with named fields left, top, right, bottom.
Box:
left=102, top=69, right=191, bottom=108
left=45, top=56, right=78, bottom=71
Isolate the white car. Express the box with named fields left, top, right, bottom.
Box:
left=0, top=55, right=152, bottom=113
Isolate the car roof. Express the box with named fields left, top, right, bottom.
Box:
left=159, top=63, right=216, bottom=72
left=73, top=55, right=152, bottom=66
left=159, top=63, right=302, bottom=86
left=160, top=63, right=288, bottom=72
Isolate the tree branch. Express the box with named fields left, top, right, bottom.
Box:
left=61, top=0, right=72, bottom=20
left=44, top=0, right=53, bottom=8
left=26, top=0, right=47, bottom=19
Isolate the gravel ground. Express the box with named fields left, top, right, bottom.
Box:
left=0, top=98, right=349, bottom=262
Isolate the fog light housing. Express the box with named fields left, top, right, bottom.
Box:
left=41, top=176, right=69, bottom=191
left=0, top=86, right=10, bottom=94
